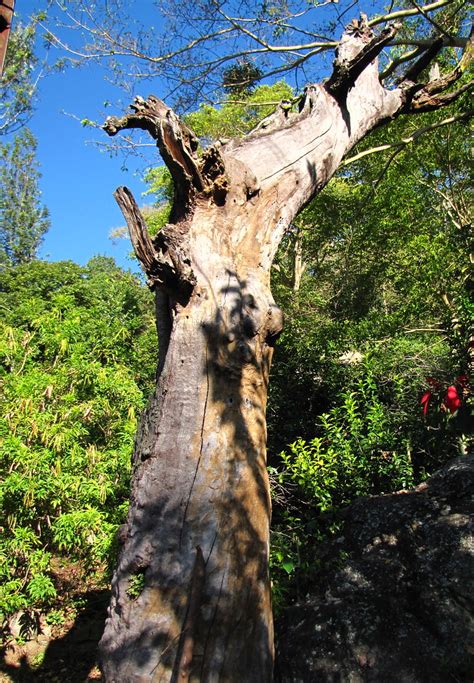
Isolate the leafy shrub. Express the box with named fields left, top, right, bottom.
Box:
left=280, top=370, right=415, bottom=512
left=0, top=258, right=157, bottom=621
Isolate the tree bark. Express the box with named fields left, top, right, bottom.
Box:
left=98, top=17, right=471, bottom=682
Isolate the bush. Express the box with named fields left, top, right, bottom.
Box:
left=0, top=258, right=157, bottom=622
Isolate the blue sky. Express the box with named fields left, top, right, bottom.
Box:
left=13, top=1, right=169, bottom=272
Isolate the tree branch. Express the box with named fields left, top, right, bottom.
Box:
left=326, top=20, right=399, bottom=99
left=410, top=80, right=473, bottom=111
left=368, top=0, right=452, bottom=27
left=398, top=36, right=444, bottom=84
left=105, top=96, right=204, bottom=217
left=114, top=186, right=196, bottom=302
left=343, top=109, right=473, bottom=165
left=104, top=96, right=233, bottom=211
left=407, top=0, right=455, bottom=41
left=398, top=25, right=473, bottom=112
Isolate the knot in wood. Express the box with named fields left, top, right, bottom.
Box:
left=265, top=305, right=284, bottom=345
left=200, top=146, right=229, bottom=205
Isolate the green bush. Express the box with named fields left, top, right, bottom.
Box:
left=0, top=258, right=157, bottom=622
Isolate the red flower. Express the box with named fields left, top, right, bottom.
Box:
left=421, top=390, right=431, bottom=415
left=444, top=385, right=461, bottom=414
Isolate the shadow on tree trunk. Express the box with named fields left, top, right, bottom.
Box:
left=99, top=270, right=276, bottom=680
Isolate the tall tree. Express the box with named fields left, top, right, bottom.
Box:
left=50, top=1, right=472, bottom=679
left=0, top=127, right=50, bottom=266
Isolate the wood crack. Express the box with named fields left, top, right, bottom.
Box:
left=179, top=343, right=210, bottom=549
left=172, top=546, right=206, bottom=683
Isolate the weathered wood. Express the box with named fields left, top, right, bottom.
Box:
left=114, top=186, right=196, bottom=302
left=173, top=546, right=206, bottom=683
left=114, top=187, right=159, bottom=284
left=326, top=19, right=399, bottom=100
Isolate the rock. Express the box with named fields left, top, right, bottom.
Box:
left=276, top=456, right=474, bottom=682
left=7, top=611, right=40, bottom=640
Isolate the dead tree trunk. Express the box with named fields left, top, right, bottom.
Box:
left=98, top=18, right=471, bottom=682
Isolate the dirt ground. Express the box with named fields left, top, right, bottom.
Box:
left=1, top=589, right=107, bottom=682
left=1, top=565, right=109, bottom=683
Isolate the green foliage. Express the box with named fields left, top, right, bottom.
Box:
left=0, top=128, right=50, bottom=267
left=45, top=609, right=66, bottom=625
left=269, top=103, right=472, bottom=462
left=281, top=369, right=414, bottom=511
left=127, top=570, right=146, bottom=600
left=185, top=81, right=294, bottom=141
left=0, top=257, right=157, bottom=621
left=141, top=167, right=174, bottom=236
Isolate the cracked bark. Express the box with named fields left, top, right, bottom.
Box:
left=98, top=16, right=472, bottom=683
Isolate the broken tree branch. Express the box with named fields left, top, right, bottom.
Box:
left=104, top=96, right=231, bottom=213
left=114, top=186, right=196, bottom=301
left=410, top=80, right=473, bottom=111
left=326, top=20, right=400, bottom=99
left=105, top=97, right=204, bottom=218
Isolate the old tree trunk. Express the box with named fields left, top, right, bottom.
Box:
left=98, top=18, right=471, bottom=682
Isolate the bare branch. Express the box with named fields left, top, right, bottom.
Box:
left=368, top=0, right=452, bottom=28
left=114, top=186, right=196, bottom=301
left=343, top=110, right=473, bottom=165
left=380, top=45, right=425, bottom=81
left=410, top=80, right=473, bottom=111
left=407, top=0, right=456, bottom=41
left=398, top=37, right=444, bottom=83
left=104, top=96, right=204, bottom=216
left=114, top=186, right=159, bottom=283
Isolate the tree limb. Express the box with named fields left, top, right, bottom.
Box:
left=368, top=0, right=452, bottom=27
left=105, top=97, right=204, bottom=217
left=410, top=80, right=473, bottom=111
left=326, top=20, right=399, bottom=99
left=404, top=25, right=473, bottom=111
left=114, top=186, right=196, bottom=302
left=343, top=109, right=473, bottom=165
left=104, top=96, right=232, bottom=211
left=398, top=36, right=444, bottom=84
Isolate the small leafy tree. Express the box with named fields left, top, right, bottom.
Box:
left=0, top=127, right=50, bottom=267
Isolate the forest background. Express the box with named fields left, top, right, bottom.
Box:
left=0, top=0, right=472, bottom=664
